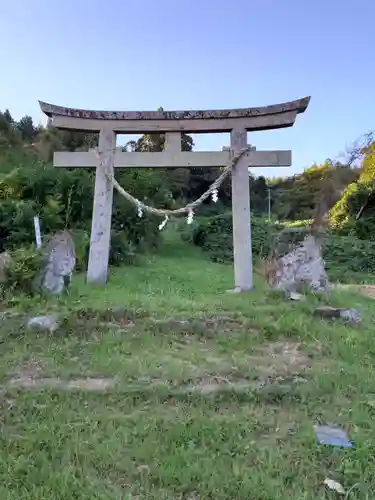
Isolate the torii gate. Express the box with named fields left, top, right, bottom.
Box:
left=39, top=97, right=310, bottom=291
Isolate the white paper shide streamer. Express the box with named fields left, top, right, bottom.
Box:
left=95, top=145, right=251, bottom=231
left=158, top=216, right=169, bottom=231
left=187, top=209, right=194, bottom=225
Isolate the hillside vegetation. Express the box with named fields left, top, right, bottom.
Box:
left=1, top=108, right=375, bottom=499
left=0, top=107, right=374, bottom=285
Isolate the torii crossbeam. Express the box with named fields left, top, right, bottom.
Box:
left=39, top=97, right=310, bottom=291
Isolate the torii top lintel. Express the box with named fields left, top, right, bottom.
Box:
left=39, top=97, right=310, bottom=134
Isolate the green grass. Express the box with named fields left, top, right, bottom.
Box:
left=1, top=232, right=375, bottom=499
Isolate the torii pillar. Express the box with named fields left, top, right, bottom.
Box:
left=39, top=96, right=310, bottom=291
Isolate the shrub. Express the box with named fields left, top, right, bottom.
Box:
left=323, top=234, right=375, bottom=274
left=0, top=152, right=167, bottom=259
left=0, top=244, right=43, bottom=296
left=190, top=212, right=277, bottom=263
left=71, top=229, right=90, bottom=272
left=109, top=231, right=139, bottom=267
left=189, top=211, right=375, bottom=276
left=330, top=142, right=375, bottom=239
left=70, top=229, right=143, bottom=272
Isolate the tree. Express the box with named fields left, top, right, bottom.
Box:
left=272, top=161, right=359, bottom=221
left=251, top=175, right=268, bottom=215
left=3, top=109, right=13, bottom=124
left=132, top=123, right=194, bottom=203
left=0, top=111, right=22, bottom=148
left=330, top=136, right=375, bottom=238
left=17, top=115, right=37, bottom=141
left=32, top=126, right=99, bottom=162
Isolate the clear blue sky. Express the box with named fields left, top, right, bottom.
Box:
left=1, top=0, right=374, bottom=177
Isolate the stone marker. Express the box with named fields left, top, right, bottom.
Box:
left=27, top=314, right=59, bottom=334
left=314, top=306, right=361, bottom=325
left=38, top=230, right=76, bottom=295
left=269, top=235, right=331, bottom=296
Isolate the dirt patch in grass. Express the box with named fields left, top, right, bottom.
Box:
left=181, top=342, right=310, bottom=393
left=68, top=307, right=137, bottom=330
left=183, top=377, right=256, bottom=394
left=8, top=375, right=117, bottom=391
left=356, top=285, right=375, bottom=299
left=12, top=358, right=46, bottom=378
left=152, top=340, right=311, bottom=394
left=7, top=357, right=117, bottom=391
left=335, top=283, right=375, bottom=299
left=140, top=314, right=250, bottom=332
left=62, top=308, right=253, bottom=339
left=6, top=340, right=311, bottom=395
left=257, top=341, right=311, bottom=377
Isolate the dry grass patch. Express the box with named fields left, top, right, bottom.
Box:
left=334, top=283, right=375, bottom=299
left=8, top=375, right=116, bottom=391
left=4, top=338, right=314, bottom=396
left=254, top=341, right=311, bottom=378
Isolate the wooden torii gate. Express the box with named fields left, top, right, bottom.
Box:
left=39, top=97, right=310, bottom=291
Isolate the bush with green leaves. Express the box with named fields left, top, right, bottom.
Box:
left=70, top=229, right=146, bottom=272
left=189, top=211, right=375, bottom=276
left=109, top=231, right=140, bottom=267
left=0, top=244, right=43, bottom=296
left=329, top=181, right=375, bottom=237
left=0, top=150, right=169, bottom=259
left=189, top=212, right=277, bottom=263
left=323, top=234, right=375, bottom=274
left=330, top=141, right=375, bottom=239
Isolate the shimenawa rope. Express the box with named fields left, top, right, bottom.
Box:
left=95, top=146, right=250, bottom=219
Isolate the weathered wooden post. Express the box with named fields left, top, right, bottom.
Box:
left=39, top=96, right=310, bottom=290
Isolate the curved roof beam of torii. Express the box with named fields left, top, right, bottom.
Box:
left=39, top=96, right=310, bottom=133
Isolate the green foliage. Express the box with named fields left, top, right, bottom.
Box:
left=3, top=109, right=13, bottom=124
left=131, top=127, right=199, bottom=203
left=0, top=244, right=43, bottom=296
left=109, top=231, right=139, bottom=267
left=70, top=230, right=90, bottom=272
left=0, top=196, right=66, bottom=252
left=0, top=125, right=169, bottom=261
left=1, top=105, right=374, bottom=281
left=323, top=234, right=375, bottom=274
left=272, top=161, right=359, bottom=221
left=16, top=115, right=38, bottom=141
left=0, top=111, right=21, bottom=147
left=330, top=142, right=375, bottom=239
left=189, top=211, right=375, bottom=276
left=189, top=212, right=277, bottom=263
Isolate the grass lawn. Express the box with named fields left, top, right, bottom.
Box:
left=1, top=233, right=375, bottom=499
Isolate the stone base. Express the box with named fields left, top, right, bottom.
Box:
left=226, top=286, right=253, bottom=294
